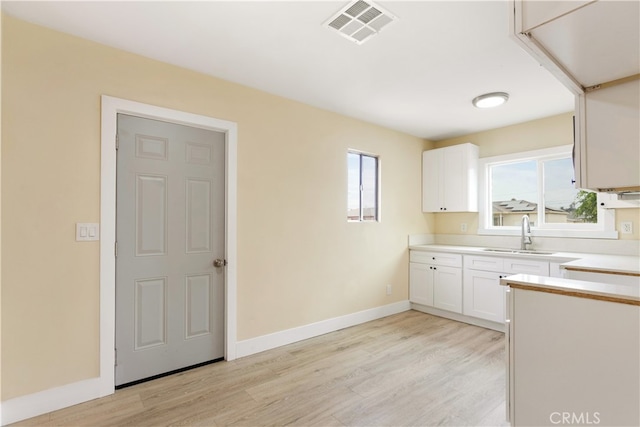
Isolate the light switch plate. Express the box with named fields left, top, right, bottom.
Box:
left=76, top=223, right=100, bottom=241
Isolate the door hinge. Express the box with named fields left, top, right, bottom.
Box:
left=115, top=134, right=119, bottom=150
left=114, top=241, right=118, bottom=257
left=115, top=348, right=118, bottom=366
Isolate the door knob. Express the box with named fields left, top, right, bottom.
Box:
left=213, top=259, right=227, bottom=268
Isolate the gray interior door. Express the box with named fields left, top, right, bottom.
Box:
left=115, top=114, right=225, bottom=386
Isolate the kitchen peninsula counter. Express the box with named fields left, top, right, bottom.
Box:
left=501, top=273, right=640, bottom=306
left=502, top=273, right=640, bottom=426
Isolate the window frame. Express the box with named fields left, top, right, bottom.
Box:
left=478, top=145, right=617, bottom=239
left=347, top=149, right=380, bottom=222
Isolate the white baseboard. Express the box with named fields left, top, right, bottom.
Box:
left=1, top=377, right=108, bottom=426
left=1, top=301, right=410, bottom=425
left=236, top=300, right=411, bottom=358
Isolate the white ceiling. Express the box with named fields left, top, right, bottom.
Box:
left=1, top=0, right=576, bottom=141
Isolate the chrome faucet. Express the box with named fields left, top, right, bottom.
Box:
left=521, top=215, right=532, bottom=250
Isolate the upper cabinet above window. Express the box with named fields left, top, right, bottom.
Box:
left=511, top=0, right=639, bottom=92
left=422, top=143, right=479, bottom=213
left=510, top=0, right=640, bottom=193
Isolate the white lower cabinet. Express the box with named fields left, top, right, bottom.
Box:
left=409, top=252, right=462, bottom=314
left=463, top=269, right=506, bottom=323
left=463, top=255, right=549, bottom=324
left=410, top=250, right=551, bottom=327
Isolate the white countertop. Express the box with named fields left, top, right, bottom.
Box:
left=408, top=244, right=640, bottom=275
left=501, top=273, right=640, bottom=305
left=560, top=255, right=640, bottom=275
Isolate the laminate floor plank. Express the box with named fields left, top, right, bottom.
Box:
left=11, top=311, right=507, bottom=427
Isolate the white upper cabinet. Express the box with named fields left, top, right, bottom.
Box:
left=511, top=0, right=640, bottom=192
left=575, top=79, right=640, bottom=191
left=422, top=143, right=479, bottom=213
left=518, top=1, right=590, bottom=34
left=512, top=0, right=639, bottom=90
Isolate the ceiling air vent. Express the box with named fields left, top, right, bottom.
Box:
left=325, top=0, right=397, bottom=45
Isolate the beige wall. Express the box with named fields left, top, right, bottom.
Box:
left=1, top=15, right=432, bottom=400
left=435, top=112, right=574, bottom=157
left=433, top=114, right=640, bottom=240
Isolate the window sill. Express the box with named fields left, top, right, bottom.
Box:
left=478, top=227, right=619, bottom=240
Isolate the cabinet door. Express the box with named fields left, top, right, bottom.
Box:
left=463, top=270, right=505, bottom=323
left=433, top=266, right=462, bottom=313
left=409, top=262, right=434, bottom=306
left=549, top=262, right=564, bottom=278
left=422, top=150, right=441, bottom=212
left=443, top=143, right=478, bottom=212
left=584, top=79, right=640, bottom=190
left=442, top=146, right=466, bottom=212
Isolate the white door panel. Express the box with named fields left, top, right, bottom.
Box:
left=116, top=114, right=225, bottom=386
left=134, top=277, right=167, bottom=350
left=136, top=174, right=168, bottom=256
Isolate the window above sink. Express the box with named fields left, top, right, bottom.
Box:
left=477, top=146, right=617, bottom=239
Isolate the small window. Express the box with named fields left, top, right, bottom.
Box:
left=347, top=151, right=379, bottom=221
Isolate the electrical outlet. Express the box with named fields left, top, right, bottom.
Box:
left=621, top=221, right=633, bottom=234
left=460, top=223, right=468, bottom=232
left=386, top=284, right=392, bottom=295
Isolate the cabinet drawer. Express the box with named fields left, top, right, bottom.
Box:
left=503, top=258, right=549, bottom=275
left=464, top=255, right=504, bottom=272
left=410, top=251, right=462, bottom=267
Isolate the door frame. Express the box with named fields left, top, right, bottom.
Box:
left=99, top=95, right=237, bottom=395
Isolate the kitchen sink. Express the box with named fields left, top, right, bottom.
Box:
left=482, top=248, right=555, bottom=256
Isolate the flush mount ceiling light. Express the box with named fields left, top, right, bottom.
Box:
left=324, top=0, right=397, bottom=45
left=472, top=92, right=509, bottom=108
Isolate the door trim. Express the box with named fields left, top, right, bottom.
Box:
left=100, top=95, right=237, bottom=396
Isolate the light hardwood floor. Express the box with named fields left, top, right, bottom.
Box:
left=14, top=310, right=508, bottom=427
